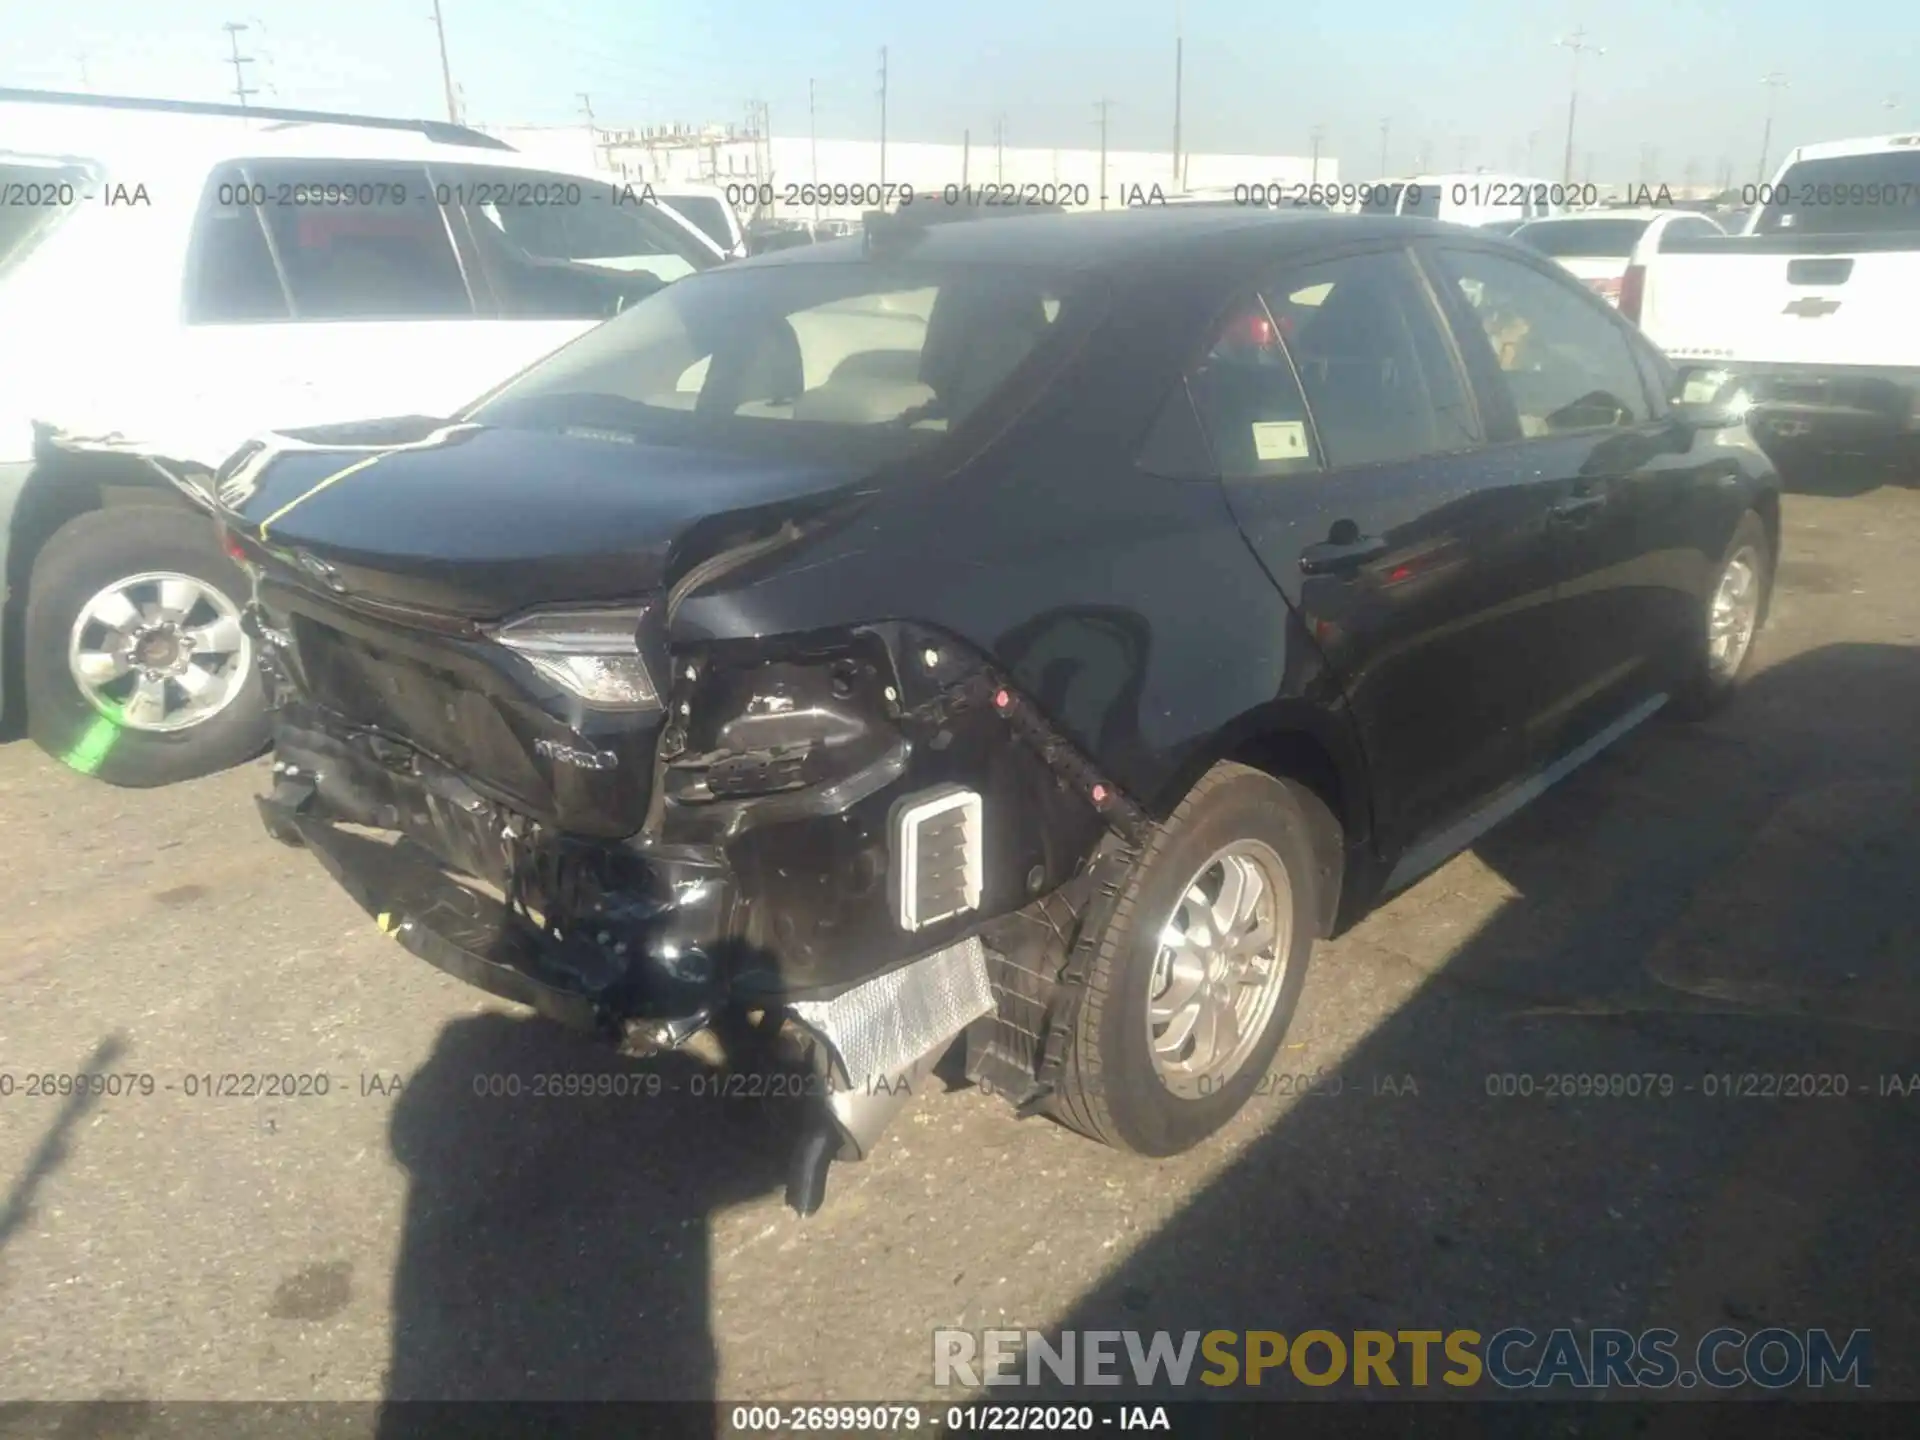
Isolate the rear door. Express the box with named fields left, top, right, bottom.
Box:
left=1177, top=244, right=1564, bottom=863
left=1422, top=240, right=1718, bottom=764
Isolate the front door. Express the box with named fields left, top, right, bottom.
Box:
left=1186, top=244, right=1566, bottom=866
left=1421, top=241, right=1714, bottom=764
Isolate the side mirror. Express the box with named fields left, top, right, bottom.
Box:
left=1670, top=398, right=1749, bottom=430
left=1669, top=366, right=1754, bottom=430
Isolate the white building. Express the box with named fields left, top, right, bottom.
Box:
left=481, top=123, right=1335, bottom=223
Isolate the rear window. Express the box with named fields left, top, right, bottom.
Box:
left=1753, top=150, right=1920, bottom=235
left=0, top=161, right=95, bottom=279
left=1513, top=217, right=1654, bottom=257
left=663, top=194, right=735, bottom=250
left=468, top=259, right=1098, bottom=463
left=1398, top=186, right=1442, bottom=219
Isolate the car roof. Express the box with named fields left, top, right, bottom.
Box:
left=1518, top=209, right=1692, bottom=223
left=1781, top=133, right=1920, bottom=164
left=0, top=100, right=601, bottom=181
left=733, top=206, right=1456, bottom=274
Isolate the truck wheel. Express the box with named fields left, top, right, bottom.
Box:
left=24, top=506, right=269, bottom=787
left=1670, top=509, right=1772, bottom=721
left=1049, top=762, right=1326, bottom=1157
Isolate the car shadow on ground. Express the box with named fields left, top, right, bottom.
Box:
left=369, top=642, right=1917, bottom=1426
left=1018, top=639, right=1918, bottom=1422
left=373, top=1010, right=794, bottom=1417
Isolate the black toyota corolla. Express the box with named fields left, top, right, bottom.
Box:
left=215, top=207, right=1780, bottom=1212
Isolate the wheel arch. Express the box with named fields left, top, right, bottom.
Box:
left=1144, top=700, right=1374, bottom=940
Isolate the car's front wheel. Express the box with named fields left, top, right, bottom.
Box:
left=1671, top=509, right=1772, bottom=720
left=1048, top=762, right=1328, bottom=1156
left=24, top=506, right=269, bottom=787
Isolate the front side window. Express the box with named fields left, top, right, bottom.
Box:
left=468, top=259, right=1095, bottom=463
left=242, top=162, right=472, bottom=320
left=661, top=194, right=736, bottom=251
left=1438, top=248, right=1650, bottom=437
left=445, top=166, right=712, bottom=319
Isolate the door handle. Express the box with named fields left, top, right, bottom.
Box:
left=1300, top=534, right=1389, bottom=575
left=1547, top=492, right=1608, bottom=523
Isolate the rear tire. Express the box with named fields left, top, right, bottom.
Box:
left=1670, top=509, right=1771, bottom=721
left=24, top=506, right=269, bottom=787
left=1049, top=762, right=1327, bottom=1157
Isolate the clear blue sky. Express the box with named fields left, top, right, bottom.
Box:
left=6, top=0, right=1911, bottom=183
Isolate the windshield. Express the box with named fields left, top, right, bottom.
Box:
left=1513, top=217, right=1654, bottom=257
left=468, top=257, right=1097, bottom=461
left=663, top=194, right=736, bottom=250
left=0, top=160, right=95, bottom=279
left=1754, top=151, right=1920, bottom=235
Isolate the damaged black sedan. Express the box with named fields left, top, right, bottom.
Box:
left=215, top=207, right=1780, bottom=1212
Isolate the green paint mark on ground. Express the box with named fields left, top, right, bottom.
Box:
left=64, top=710, right=123, bottom=776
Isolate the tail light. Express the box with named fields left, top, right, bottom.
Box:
left=1618, top=263, right=1647, bottom=324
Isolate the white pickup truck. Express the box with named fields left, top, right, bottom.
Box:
left=1634, top=133, right=1920, bottom=459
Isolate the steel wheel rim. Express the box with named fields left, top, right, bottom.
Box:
left=1145, top=838, right=1295, bottom=1097
left=1707, top=545, right=1761, bottom=681
left=67, top=571, right=253, bottom=734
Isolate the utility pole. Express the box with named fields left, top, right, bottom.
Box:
left=578, top=92, right=600, bottom=172
left=428, top=0, right=459, bottom=123
left=809, top=79, right=819, bottom=220
left=1172, top=1, right=1184, bottom=182
left=1095, top=99, right=1113, bottom=209
left=877, top=47, right=889, bottom=188
left=1310, top=125, right=1324, bottom=185
left=1758, top=71, right=1789, bottom=182
left=962, top=129, right=971, bottom=186
left=1526, top=129, right=1540, bottom=172
left=1456, top=135, right=1474, bottom=171
left=222, top=23, right=257, bottom=109
left=76, top=52, right=92, bottom=90
left=1555, top=26, right=1604, bottom=185
left=1379, top=117, right=1390, bottom=177
left=995, top=114, right=1006, bottom=182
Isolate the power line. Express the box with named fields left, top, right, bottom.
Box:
left=222, top=22, right=257, bottom=109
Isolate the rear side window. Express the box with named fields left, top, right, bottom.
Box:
left=0, top=162, right=94, bottom=279
left=236, top=162, right=473, bottom=320
left=186, top=169, right=290, bottom=322
left=1177, top=295, right=1323, bottom=479
left=1263, top=249, right=1479, bottom=468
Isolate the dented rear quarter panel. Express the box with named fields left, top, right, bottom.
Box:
left=669, top=270, right=1370, bottom=834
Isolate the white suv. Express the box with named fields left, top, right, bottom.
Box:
left=0, top=90, right=723, bottom=786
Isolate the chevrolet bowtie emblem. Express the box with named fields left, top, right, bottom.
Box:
left=1782, top=297, right=1842, bottom=318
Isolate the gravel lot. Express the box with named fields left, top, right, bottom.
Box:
left=2, top=471, right=1917, bottom=1413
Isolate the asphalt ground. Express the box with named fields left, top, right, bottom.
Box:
left=1, top=465, right=1917, bottom=1422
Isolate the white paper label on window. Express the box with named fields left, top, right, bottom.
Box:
left=1252, top=421, right=1309, bottom=461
